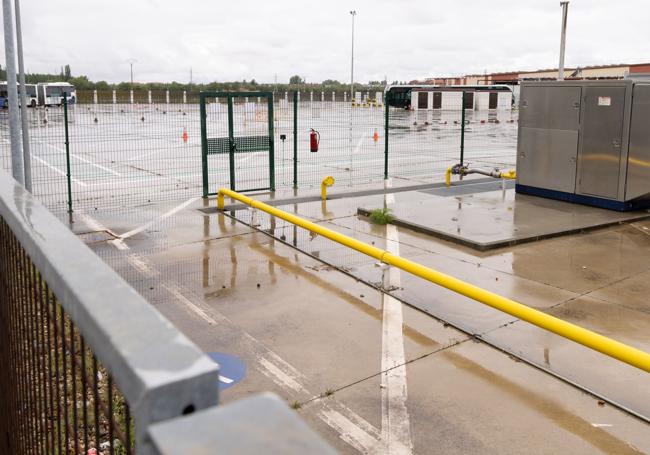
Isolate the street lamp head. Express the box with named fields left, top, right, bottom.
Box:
left=350, top=10, right=356, bottom=15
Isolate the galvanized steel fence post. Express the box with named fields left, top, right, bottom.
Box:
left=2, top=0, right=24, bottom=185
left=14, top=0, right=31, bottom=192
left=63, top=95, right=73, bottom=213
left=460, top=91, right=466, bottom=166
left=293, top=90, right=298, bottom=188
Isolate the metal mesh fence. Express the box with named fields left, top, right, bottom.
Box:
left=0, top=89, right=518, bottom=213
left=462, top=109, right=518, bottom=169
left=66, top=92, right=200, bottom=210
left=0, top=107, right=70, bottom=209
left=386, top=105, right=464, bottom=181
left=292, top=90, right=386, bottom=188
left=0, top=217, right=134, bottom=454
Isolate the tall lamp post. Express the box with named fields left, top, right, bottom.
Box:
left=349, top=10, right=356, bottom=103
left=127, top=58, right=137, bottom=89
left=558, top=2, right=569, bottom=80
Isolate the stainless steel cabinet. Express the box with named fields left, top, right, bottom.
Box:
left=516, top=80, right=650, bottom=210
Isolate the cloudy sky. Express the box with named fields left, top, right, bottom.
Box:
left=6, top=0, right=650, bottom=84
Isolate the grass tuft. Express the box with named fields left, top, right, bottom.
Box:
left=290, top=400, right=302, bottom=410
left=368, top=207, right=394, bottom=225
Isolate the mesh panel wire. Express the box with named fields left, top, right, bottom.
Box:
left=0, top=89, right=518, bottom=213
left=0, top=217, right=134, bottom=454
left=462, top=109, right=518, bottom=169
left=293, top=90, right=386, bottom=188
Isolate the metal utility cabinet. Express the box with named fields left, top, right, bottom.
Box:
left=516, top=80, right=650, bottom=210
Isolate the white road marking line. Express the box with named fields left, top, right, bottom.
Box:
left=34, top=139, right=122, bottom=176
left=30, top=154, right=88, bottom=187
left=591, top=423, right=613, bottom=428
left=117, top=197, right=199, bottom=240
left=125, top=254, right=157, bottom=277
left=161, top=278, right=381, bottom=453
left=70, top=153, right=122, bottom=176
left=84, top=209, right=383, bottom=453
left=258, top=357, right=307, bottom=394
left=319, top=408, right=382, bottom=454
left=76, top=213, right=117, bottom=236
left=110, top=239, right=129, bottom=250
left=381, top=220, right=413, bottom=454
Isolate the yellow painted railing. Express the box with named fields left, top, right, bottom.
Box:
left=217, top=187, right=650, bottom=373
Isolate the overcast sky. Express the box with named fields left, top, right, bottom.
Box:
left=5, top=0, right=650, bottom=84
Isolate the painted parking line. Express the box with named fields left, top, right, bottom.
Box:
left=33, top=139, right=122, bottom=176
left=380, top=179, right=413, bottom=455
left=30, top=154, right=88, bottom=187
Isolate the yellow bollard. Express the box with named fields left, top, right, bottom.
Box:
left=321, top=176, right=335, bottom=201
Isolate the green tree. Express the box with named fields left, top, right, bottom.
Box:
left=289, top=75, right=304, bottom=85
left=64, top=64, right=71, bottom=80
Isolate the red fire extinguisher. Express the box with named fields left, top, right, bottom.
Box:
left=310, top=128, right=320, bottom=153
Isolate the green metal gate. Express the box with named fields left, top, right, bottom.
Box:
left=200, top=91, right=275, bottom=196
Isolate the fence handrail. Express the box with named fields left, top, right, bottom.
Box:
left=217, top=187, right=650, bottom=373
left=0, top=170, right=219, bottom=453
left=149, top=393, right=337, bottom=455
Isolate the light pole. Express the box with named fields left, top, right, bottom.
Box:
left=3, top=0, right=24, bottom=184
left=127, top=58, right=137, bottom=89
left=349, top=10, right=356, bottom=103
left=558, top=2, right=569, bottom=80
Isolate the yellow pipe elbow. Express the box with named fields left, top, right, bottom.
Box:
left=321, top=176, right=335, bottom=200
left=500, top=169, right=516, bottom=180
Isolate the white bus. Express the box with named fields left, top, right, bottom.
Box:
left=37, top=82, right=77, bottom=106
left=0, top=82, right=38, bottom=108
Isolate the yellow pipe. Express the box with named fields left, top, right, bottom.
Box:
left=499, top=169, right=516, bottom=180
left=216, top=187, right=650, bottom=373
left=321, top=176, right=335, bottom=201
left=445, top=167, right=452, bottom=187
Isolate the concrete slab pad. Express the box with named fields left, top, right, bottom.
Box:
left=322, top=340, right=650, bottom=454
left=480, top=223, right=650, bottom=294
left=358, top=189, right=650, bottom=251
left=483, top=296, right=650, bottom=420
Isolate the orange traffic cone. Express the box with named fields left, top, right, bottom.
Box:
left=373, top=130, right=379, bottom=142
left=182, top=129, right=188, bottom=143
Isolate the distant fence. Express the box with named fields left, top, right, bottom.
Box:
left=0, top=170, right=334, bottom=454
left=0, top=90, right=517, bottom=213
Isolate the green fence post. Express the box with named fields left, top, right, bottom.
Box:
left=199, top=93, right=209, bottom=197
left=227, top=96, right=235, bottom=191
left=63, top=95, right=72, bottom=213
left=292, top=90, right=298, bottom=188
left=268, top=94, right=275, bottom=191
left=384, top=92, right=389, bottom=179
left=460, top=91, right=466, bottom=166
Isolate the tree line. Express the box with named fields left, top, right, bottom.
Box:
left=0, top=65, right=406, bottom=93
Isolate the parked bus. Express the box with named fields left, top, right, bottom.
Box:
left=0, top=82, right=38, bottom=108
left=37, top=82, right=77, bottom=106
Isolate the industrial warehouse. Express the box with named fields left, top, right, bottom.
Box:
left=1, top=1, right=650, bottom=455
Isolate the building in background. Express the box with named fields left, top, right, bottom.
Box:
left=406, top=62, right=650, bottom=108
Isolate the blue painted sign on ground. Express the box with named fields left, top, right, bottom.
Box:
left=207, top=352, right=246, bottom=390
